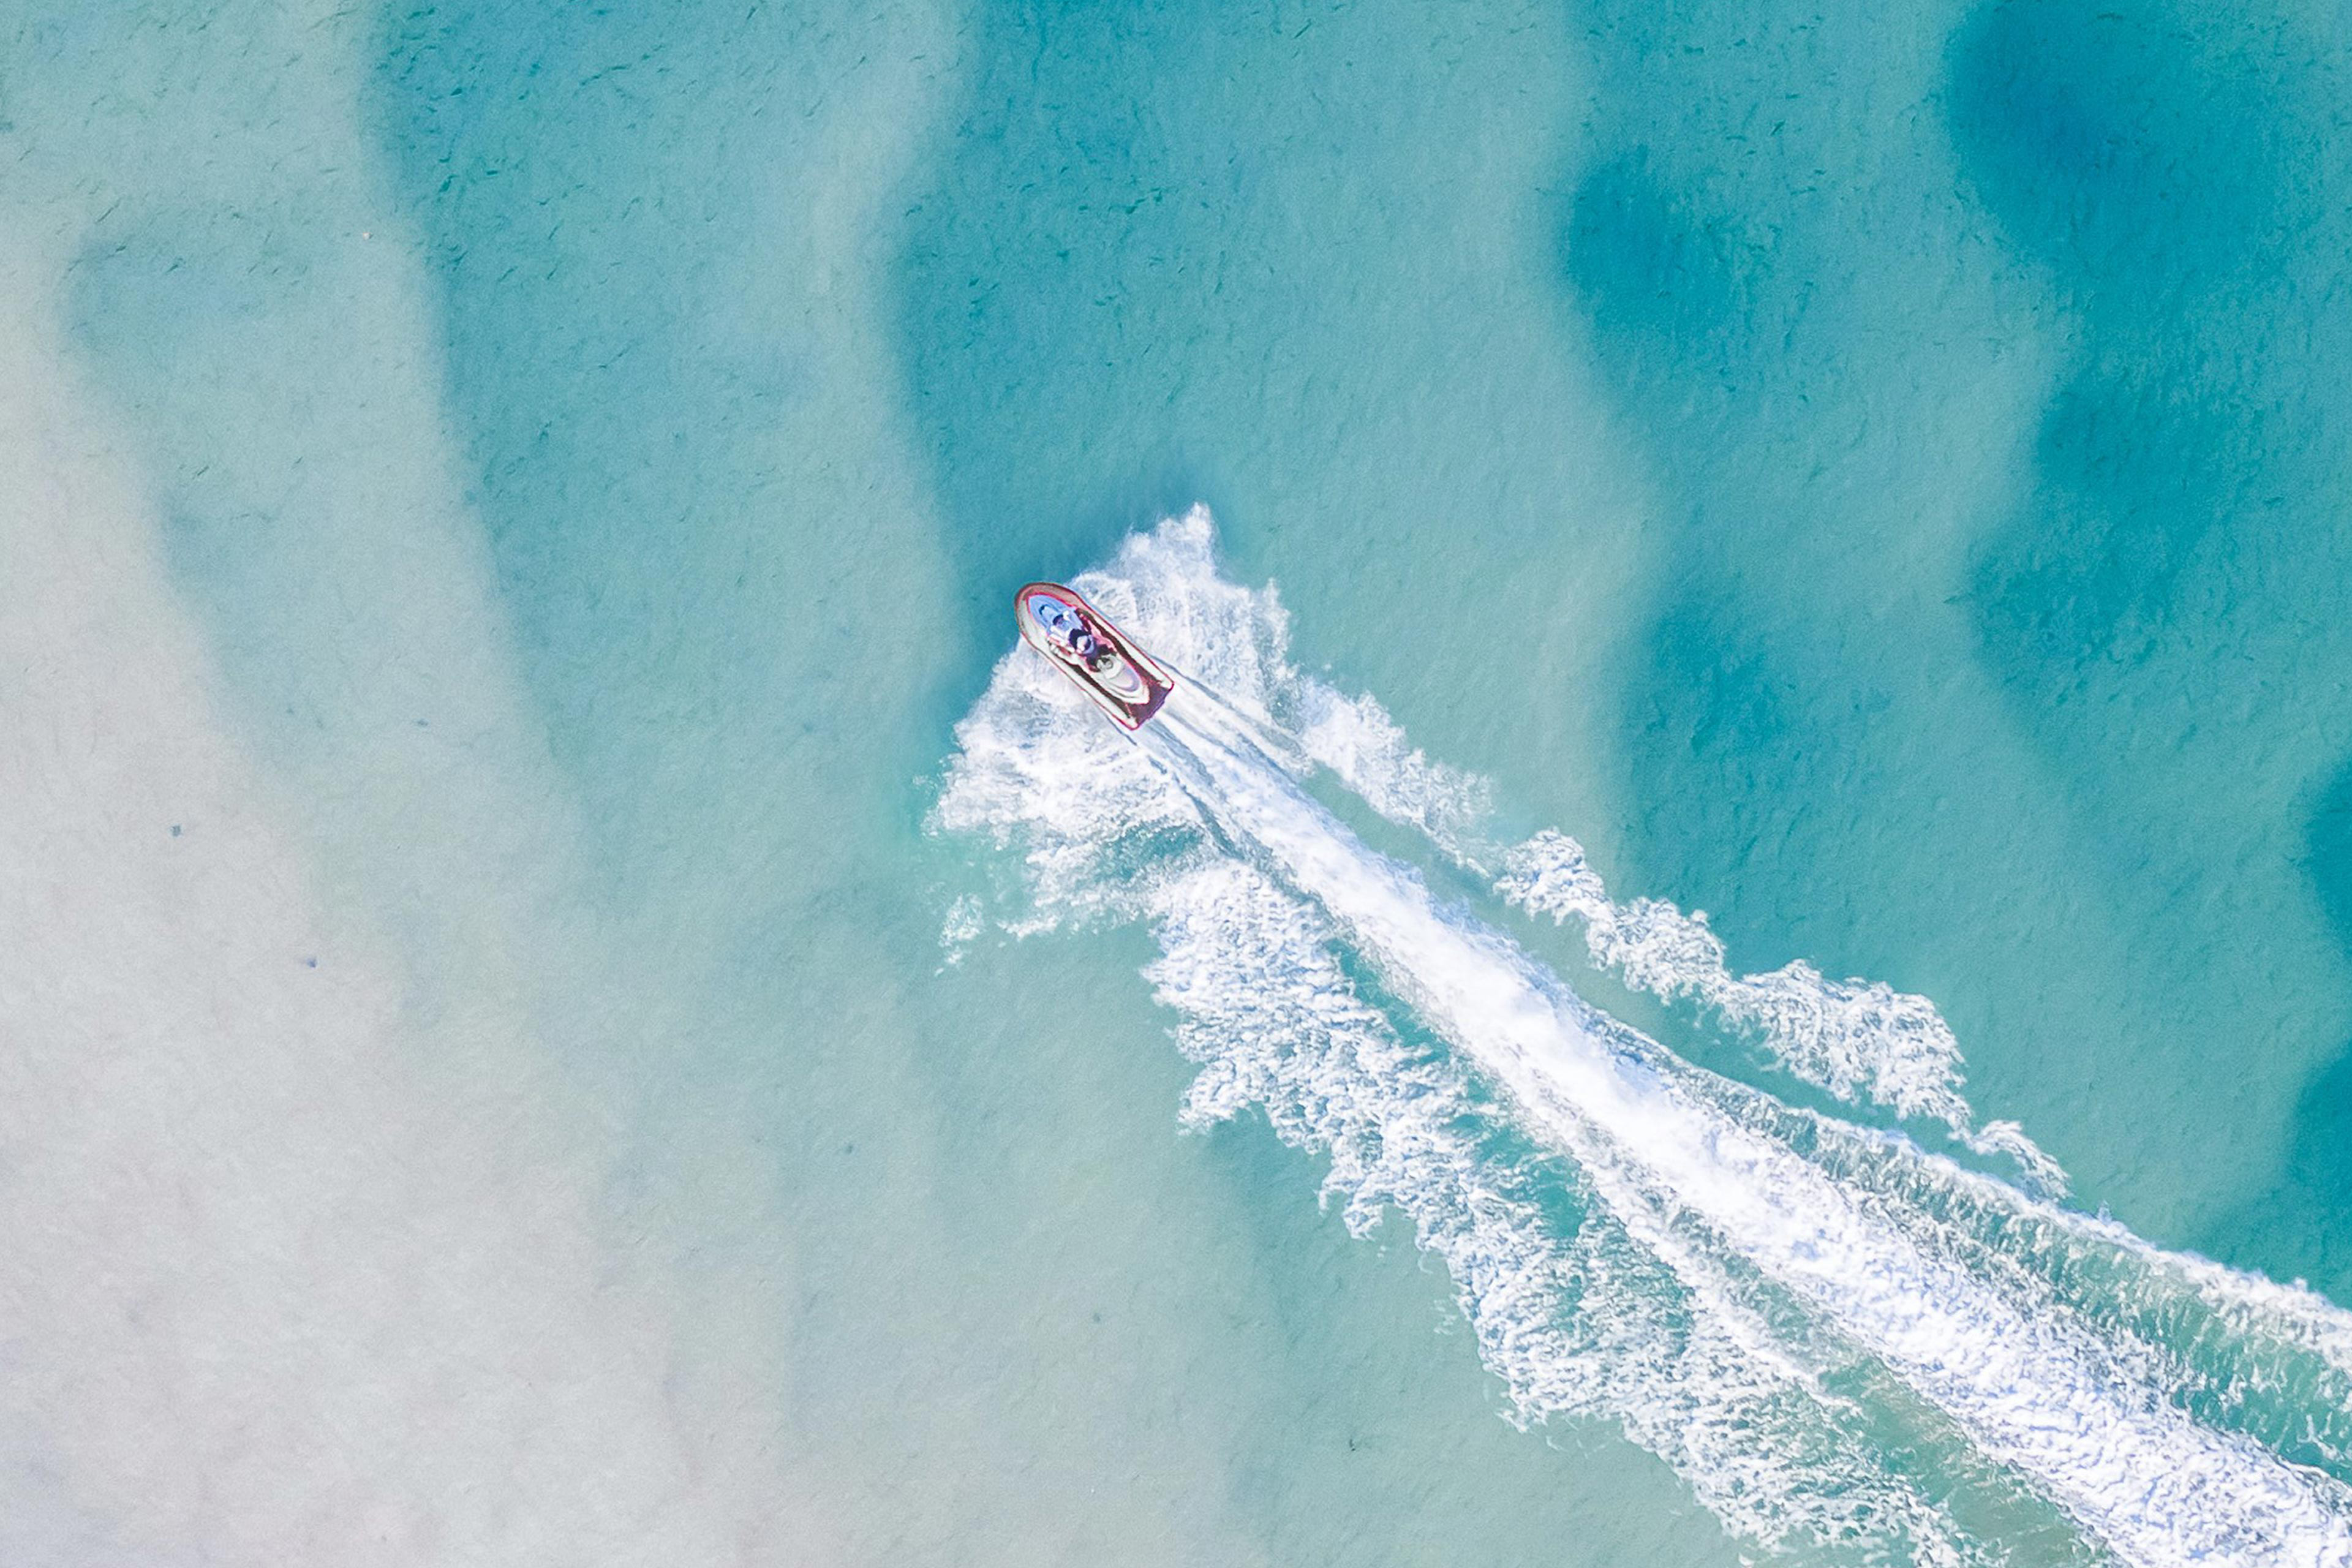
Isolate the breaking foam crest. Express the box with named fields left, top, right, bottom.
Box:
left=935, top=511, right=2352, bottom=1566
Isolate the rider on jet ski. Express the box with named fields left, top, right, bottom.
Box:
left=1035, top=597, right=1115, bottom=671
left=1014, top=579, right=1175, bottom=732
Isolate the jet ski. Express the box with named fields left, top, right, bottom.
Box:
left=1014, top=581, right=1175, bottom=731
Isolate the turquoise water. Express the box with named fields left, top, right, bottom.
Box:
left=6, top=0, right=2352, bottom=1561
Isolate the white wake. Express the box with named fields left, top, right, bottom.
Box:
left=935, top=508, right=2352, bottom=1566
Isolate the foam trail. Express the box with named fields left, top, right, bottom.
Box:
left=1133, top=512, right=2352, bottom=1411
left=1147, top=692, right=2352, bottom=1567
left=1155, top=864, right=1983, bottom=1560
left=944, top=668, right=1988, bottom=1558
left=1293, top=682, right=1493, bottom=865
left=1785, top=1112, right=2352, bottom=1469
left=1292, top=692, right=2054, bottom=1184
left=1495, top=829, right=2067, bottom=1193
left=938, top=511, right=2352, bottom=1562
left=1087, top=510, right=2048, bottom=1175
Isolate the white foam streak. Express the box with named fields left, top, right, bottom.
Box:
left=1153, top=699, right=2351, bottom=1567
left=1295, top=682, right=1494, bottom=865
left=937, top=511, right=2352, bottom=1566
left=1108, top=517, right=2045, bottom=1172
left=938, top=593, right=1975, bottom=1556
left=1498, top=831, right=2067, bottom=1194
left=1137, top=835, right=1972, bottom=1556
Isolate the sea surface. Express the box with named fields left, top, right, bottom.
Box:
left=6, top=0, right=2352, bottom=1563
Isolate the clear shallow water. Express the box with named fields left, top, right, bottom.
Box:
left=6, top=0, right=2352, bottom=1563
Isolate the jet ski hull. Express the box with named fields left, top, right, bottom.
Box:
left=1014, top=581, right=1175, bottom=731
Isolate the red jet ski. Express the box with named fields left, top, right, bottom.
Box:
left=1014, top=581, right=1176, bottom=731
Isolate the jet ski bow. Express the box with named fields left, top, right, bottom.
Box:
left=1014, top=581, right=1175, bottom=731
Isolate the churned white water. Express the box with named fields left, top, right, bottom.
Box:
left=937, top=512, right=2352, bottom=1566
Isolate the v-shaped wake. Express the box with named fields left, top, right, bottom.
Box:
left=938, top=510, right=2352, bottom=1566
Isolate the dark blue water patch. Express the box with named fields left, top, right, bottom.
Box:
left=1945, top=0, right=2314, bottom=296
left=1965, top=363, right=2262, bottom=684
left=2307, top=761, right=2352, bottom=967
left=1548, top=0, right=2045, bottom=1029
left=886, top=0, right=1272, bottom=583
left=2206, top=757, right=2352, bottom=1302
left=1614, top=589, right=1887, bottom=974
left=1561, top=153, right=1757, bottom=380
left=2233, top=1047, right=2352, bottom=1301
